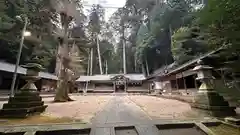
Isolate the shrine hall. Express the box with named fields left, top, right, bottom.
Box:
left=76, top=74, right=150, bottom=93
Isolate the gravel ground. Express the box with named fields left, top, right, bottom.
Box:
left=128, top=95, right=206, bottom=120
left=0, top=94, right=208, bottom=125
left=42, top=95, right=113, bottom=123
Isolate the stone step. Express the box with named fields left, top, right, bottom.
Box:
left=0, top=105, right=48, bottom=118
left=224, top=117, right=240, bottom=125
left=14, top=91, right=40, bottom=97
left=3, top=101, right=44, bottom=109
left=9, top=96, right=42, bottom=102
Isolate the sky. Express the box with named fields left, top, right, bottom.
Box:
left=83, top=0, right=126, bottom=21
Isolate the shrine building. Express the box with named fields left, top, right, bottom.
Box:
left=76, top=74, right=151, bottom=93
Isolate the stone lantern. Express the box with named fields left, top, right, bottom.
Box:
left=193, top=60, right=214, bottom=92
left=21, top=62, right=43, bottom=91
left=0, top=57, right=48, bottom=118
left=191, top=60, right=236, bottom=117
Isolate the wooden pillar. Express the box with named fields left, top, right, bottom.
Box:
left=182, top=73, right=187, bottom=93
left=125, top=81, right=127, bottom=92
left=176, top=77, right=179, bottom=91
left=170, top=80, right=172, bottom=93
left=85, top=81, right=89, bottom=92
left=149, top=82, right=151, bottom=93
left=194, top=75, right=198, bottom=89
left=113, top=82, right=116, bottom=92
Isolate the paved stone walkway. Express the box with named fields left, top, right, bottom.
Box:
left=91, top=96, right=151, bottom=125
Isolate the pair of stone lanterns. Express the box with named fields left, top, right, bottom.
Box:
left=191, top=60, right=236, bottom=116
left=0, top=58, right=48, bottom=118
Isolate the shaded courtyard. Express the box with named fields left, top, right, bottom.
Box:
left=0, top=94, right=209, bottom=125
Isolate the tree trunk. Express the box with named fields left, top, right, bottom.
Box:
left=96, top=34, right=103, bottom=74
left=87, top=49, right=91, bottom=75
left=90, top=48, right=93, bottom=75
left=134, top=52, right=137, bottom=73
left=122, top=26, right=127, bottom=74
left=105, top=60, right=108, bottom=74
left=145, top=56, right=149, bottom=76
left=54, top=18, right=73, bottom=102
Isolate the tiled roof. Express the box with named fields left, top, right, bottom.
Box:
left=0, top=61, right=58, bottom=80
left=76, top=74, right=146, bottom=82
left=147, top=47, right=224, bottom=80
left=0, top=61, right=26, bottom=74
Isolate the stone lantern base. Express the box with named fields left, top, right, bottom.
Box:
left=0, top=70, right=47, bottom=118
left=191, top=91, right=236, bottom=117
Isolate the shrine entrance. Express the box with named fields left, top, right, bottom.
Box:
left=111, top=75, right=129, bottom=92
left=115, top=81, right=125, bottom=92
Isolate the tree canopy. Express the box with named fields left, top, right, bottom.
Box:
left=1, top=0, right=240, bottom=77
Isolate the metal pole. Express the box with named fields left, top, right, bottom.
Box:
left=10, top=16, right=28, bottom=97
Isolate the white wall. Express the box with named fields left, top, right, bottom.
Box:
left=154, top=81, right=162, bottom=90
left=153, top=81, right=172, bottom=91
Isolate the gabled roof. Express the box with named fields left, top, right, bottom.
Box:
left=76, top=74, right=146, bottom=82
left=166, top=47, right=223, bottom=75
left=147, top=47, right=224, bottom=80
left=0, top=61, right=58, bottom=80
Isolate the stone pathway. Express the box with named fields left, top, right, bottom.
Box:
left=0, top=94, right=205, bottom=126
left=91, top=95, right=151, bottom=125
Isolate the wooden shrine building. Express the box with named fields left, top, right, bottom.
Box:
left=76, top=74, right=150, bottom=93
left=147, top=48, right=228, bottom=95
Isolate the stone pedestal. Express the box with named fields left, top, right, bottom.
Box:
left=190, top=60, right=236, bottom=117
left=0, top=69, right=47, bottom=118
left=191, top=91, right=236, bottom=116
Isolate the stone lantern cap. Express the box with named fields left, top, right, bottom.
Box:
left=22, top=63, right=44, bottom=71
left=193, top=60, right=213, bottom=71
